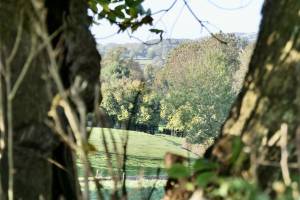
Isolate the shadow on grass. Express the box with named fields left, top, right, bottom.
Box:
left=161, top=137, right=182, bottom=146
left=78, top=152, right=165, bottom=177
left=89, top=184, right=165, bottom=200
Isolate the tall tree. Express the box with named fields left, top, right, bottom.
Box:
left=0, top=0, right=100, bottom=199
left=158, top=35, right=242, bottom=142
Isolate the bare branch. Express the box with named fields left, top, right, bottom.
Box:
left=279, top=123, right=291, bottom=186
left=6, top=11, right=24, bottom=68
left=207, top=0, right=254, bottom=11
left=126, top=31, right=163, bottom=46
left=296, top=126, right=300, bottom=175
left=182, top=0, right=227, bottom=44
left=152, top=0, right=178, bottom=15
left=9, top=26, right=63, bottom=100
left=121, top=131, right=129, bottom=199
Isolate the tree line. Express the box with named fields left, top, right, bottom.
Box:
left=100, top=33, right=254, bottom=144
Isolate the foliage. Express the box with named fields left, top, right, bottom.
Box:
left=100, top=35, right=253, bottom=143
left=135, top=90, right=160, bottom=126
left=88, top=0, right=163, bottom=37
left=101, top=47, right=144, bottom=126
left=156, top=34, right=247, bottom=143
left=101, top=47, right=143, bottom=80
left=101, top=79, right=143, bottom=124
left=165, top=137, right=300, bottom=200
left=101, top=47, right=163, bottom=128
left=98, top=39, right=187, bottom=67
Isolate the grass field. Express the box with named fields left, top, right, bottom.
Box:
left=83, top=179, right=166, bottom=200
left=77, top=128, right=197, bottom=177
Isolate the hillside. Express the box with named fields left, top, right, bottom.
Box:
left=97, top=39, right=189, bottom=67
left=97, top=33, right=256, bottom=68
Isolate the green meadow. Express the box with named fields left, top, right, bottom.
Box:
left=77, top=128, right=197, bottom=177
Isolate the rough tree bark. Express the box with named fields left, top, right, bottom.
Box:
left=210, top=0, right=300, bottom=190
left=164, top=0, right=300, bottom=199
left=0, top=0, right=100, bottom=199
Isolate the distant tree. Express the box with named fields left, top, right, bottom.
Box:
left=101, top=79, right=143, bottom=128
left=159, top=34, right=246, bottom=143
left=100, top=47, right=145, bottom=127
left=143, top=64, right=159, bottom=85
left=136, top=90, right=160, bottom=128
left=101, top=47, right=143, bottom=81
left=146, top=47, right=156, bottom=58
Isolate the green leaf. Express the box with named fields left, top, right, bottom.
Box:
left=129, top=7, right=138, bottom=18
left=88, top=0, right=98, bottom=13
left=141, top=15, right=153, bottom=25
left=230, top=136, right=243, bottom=163
left=98, top=2, right=110, bottom=12
left=149, top=28, right=163, bottom=34
left=196, top=172, right=215, bottom=187
left=126, top=0, right=144, bottom=7
left=193, top=159, right=219, bottom=172
left=185, top=182, right=195, bottom=191
left=114, top=5, right=125, bottom=19
left=131, top=23, right=140, bottom=32
left=107, top=13, right=117, bottom=23
left=125, top=0, right=134, bottom=6
left=98, top=10, right=106, bottom=19
left=167, top=164, right=190, bottom=179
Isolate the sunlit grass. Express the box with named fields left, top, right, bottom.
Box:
left=77, top=128, right=198, bottom=177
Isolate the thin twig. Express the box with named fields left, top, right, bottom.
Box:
left=146, top=168, right=161, bottom=200
left=70, top=78, right=90, bottom=200
left=3, top=10, right=25, bottom=200
left=6, top=69, right=13, bottom=200
left=96, top=32, right=118, bottom=40
left=127, top=31, right=163, bottom=46
left=182, top=0, right=227, bottom=44
left=121, top=131, right=129, bottom=200
left=6, top=11, right=24, bottom=69
left=152, top=0, right=178, bottom=15
left=0, top=61, right=4, bottom=146
left=0, top=61, right=3, bottom=200
left=87, top=159, right=104, bottom=200
left=280, top=123, right=291, bottom=186
left=108, top=127, right=123, bottom=180
left=296, top=126, right=300, bottom=177
left=207, top=0, right=254, bottom=11
left=100, top=128, right=119, bottom=199
left=9, top=27, right=63, bottom=100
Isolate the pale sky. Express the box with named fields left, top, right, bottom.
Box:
left=90, top=0, right=264, bottom=44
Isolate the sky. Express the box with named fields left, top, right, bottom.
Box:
left=90, top=0, right=264, bottom=44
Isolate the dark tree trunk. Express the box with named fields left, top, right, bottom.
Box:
left=0, top=0, right=100, bottom=199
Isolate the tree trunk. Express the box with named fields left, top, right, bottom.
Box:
left=209, top=0, right=300, bottom=188
left=164, top=1, right=300, bottom=199
left=0, top=0, right=100, bottom=199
